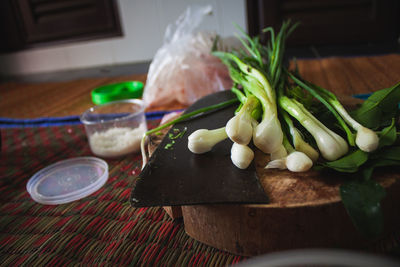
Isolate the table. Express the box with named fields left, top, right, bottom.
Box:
left=0, top=54, right=399, bottom=265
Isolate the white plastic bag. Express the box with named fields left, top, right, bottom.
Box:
left=143, top=5, right=232, bottom=108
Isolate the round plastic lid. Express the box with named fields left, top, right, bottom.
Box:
left=27, top=157, right=108, bottom=205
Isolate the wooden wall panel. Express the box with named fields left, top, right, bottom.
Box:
left=246, top=0, right=399, bottom=46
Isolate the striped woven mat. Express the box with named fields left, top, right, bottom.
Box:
left=1, top=120, right=400, bottom=266
left=0, top=120, right=245, bottom=266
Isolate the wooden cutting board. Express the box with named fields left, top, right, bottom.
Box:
left=147, top=102, right=400, bottom=257
left=183, top=153, right=400, bottom=256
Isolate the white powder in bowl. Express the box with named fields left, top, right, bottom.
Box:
left=88, top=125, right=147, bottom=158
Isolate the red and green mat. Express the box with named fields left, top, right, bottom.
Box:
left=1, top=119, right=399, bottom=265
left=0, top=120, right=244, bottom=266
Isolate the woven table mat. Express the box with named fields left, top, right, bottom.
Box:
left=0, top=120, right=244, bottom=266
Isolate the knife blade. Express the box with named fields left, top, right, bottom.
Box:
left=131, top=90, right=269, bottom=207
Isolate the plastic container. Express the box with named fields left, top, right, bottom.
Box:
left=81, top=99, right=147, bottom=158
left=27, top=157, right=108, bottom=205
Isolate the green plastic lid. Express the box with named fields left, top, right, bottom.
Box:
left=91, top=81, right=144, bottom=105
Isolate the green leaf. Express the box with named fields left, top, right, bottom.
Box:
left=361, top=146, right=400, bottom=180
left=361, top=159, right=400, bottom=180
left=340, top=179, right=386, bottom=238
left=372, top=146, right=400, bottom=160
left=351, top=82, right=400, bottom=129
left=322, top=150, right=368, bottom=173
left=378, top=119, right=397, bottom=148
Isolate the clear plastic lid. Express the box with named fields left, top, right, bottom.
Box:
left=27, top=157, right=108, bottom=205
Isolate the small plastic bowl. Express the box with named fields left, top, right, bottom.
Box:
left=80, top=99, right=147, bottom=158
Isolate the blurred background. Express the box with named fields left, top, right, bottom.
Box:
left=0, top=0, right=398, bottom=82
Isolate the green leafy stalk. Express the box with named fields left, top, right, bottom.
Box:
left=232, top=87, right=262, bottom=121
left=213, top=51, right=276, bottom=110
left=145, top=98, right=238, bottom=136
left=233, top=22, right=265, bottom=69
left=231, top=86, right=247, bottom=104
left=264, top=21, right=299, bottom=88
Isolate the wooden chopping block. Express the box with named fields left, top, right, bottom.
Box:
left=182, top=150, right=400, bottom=256
left=149, top=133, right=400, bottom=256
left=147, top=97, right=400, bottom=256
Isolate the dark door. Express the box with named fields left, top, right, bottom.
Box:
left=247, top=0, right=399, bottom=46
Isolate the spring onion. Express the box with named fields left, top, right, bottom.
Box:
left=287, top=72, right=355, bottom=147
left=188, top=127, right=228, bottom=154
left=309, top=83, right=380, bottom=152
left=279, top=96, right=348, bottom=161
left=231, top=142, right=255, bottom=169
left=270, top=144, right=288, bottom=160
left=281, top=109, right=319, bottom=162
left=290, top=73, right=380, bottom=152
left=213, top=52, right=284, bottom=154
left=266, top=131, right=314, bottom=172
left=226, top=95, right=259, bottom=145
left=266, top=151, right=313, bottom=172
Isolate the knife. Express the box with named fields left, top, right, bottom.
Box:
left=131, top=90, right=269, bottom=207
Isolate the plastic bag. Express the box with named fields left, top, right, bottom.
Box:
left=143, top=5, right=233, bottom=108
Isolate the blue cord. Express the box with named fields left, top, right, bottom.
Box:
left=0, top=110, right=183, bottom=128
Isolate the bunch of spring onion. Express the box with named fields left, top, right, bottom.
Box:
left=186, top=21, right=380, bottom=172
